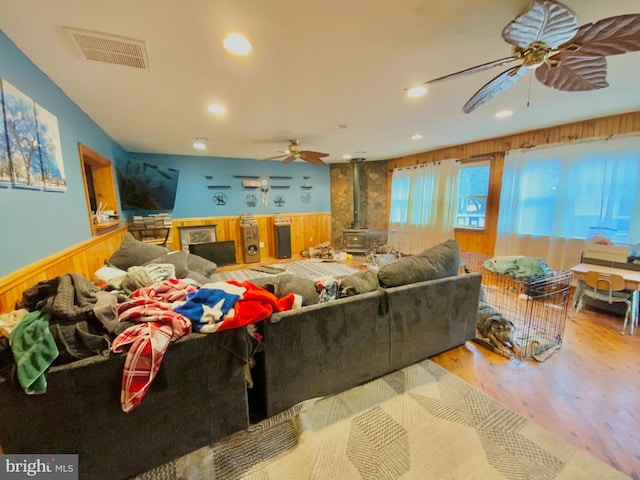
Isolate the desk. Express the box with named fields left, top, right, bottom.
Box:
left=571, top=263, right=640, bottom=334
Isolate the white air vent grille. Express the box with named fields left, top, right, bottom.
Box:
left=64, top=27, right=149, bottom=70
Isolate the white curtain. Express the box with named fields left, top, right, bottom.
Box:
left=388, top=159, right=459, bottom=254
left=495, top=136, right=640, bottom=271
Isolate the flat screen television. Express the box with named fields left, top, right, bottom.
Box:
left=189, top=241, right=236, bottom=267
left=120, top=158, right=179, bottom=210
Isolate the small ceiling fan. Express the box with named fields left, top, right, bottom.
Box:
left=408, top=0, right=640, bottom=113
left=262, top=140, right=329, bottom=165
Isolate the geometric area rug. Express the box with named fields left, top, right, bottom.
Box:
left=133, top=359, right=626, bottom=480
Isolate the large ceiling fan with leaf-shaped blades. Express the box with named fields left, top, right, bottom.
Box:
left=261, top=140, right=329, bottom=165
left=409, top=0, right=640, bottom=113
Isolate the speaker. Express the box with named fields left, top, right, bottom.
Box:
left=241, top=223, right=260, bottom=263
left=274, top=224, right=292, bottom=259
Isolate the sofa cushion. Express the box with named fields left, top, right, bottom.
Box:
left=143, top=250, right=189, bottom=279
left=186, top=253, right=217, bottom=277
left=377, top=239, right=460, bottom=287
left=107, top=233, right=169, bottom=270
left=338, top=270, right=379, bottom=296
left=252, top=274, right=320, bottom=306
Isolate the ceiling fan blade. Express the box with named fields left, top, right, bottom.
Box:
left=416, top=56, right=518, bottom=86
left=462, top=65, right=527, bottom=114
left=282, top=156, right=297, bottom=164
left=300, top=150, right=329, bottom=158
left=559, top=14, right=640, bottom=57
left=502, top=0, right=578, bottom=48
left=299, top=153, right=326, bottom=165
left=536, top=53, right=608, bottom=91
left=261, top=154, right=288, bottom=160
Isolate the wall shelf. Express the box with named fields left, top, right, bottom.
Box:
left=207, top=185, right=231, bottom=189
left=271, top=185, right=290, bottom=189
left=269, top=176, right=292, bottom=180
left=234, top=175, right=260, bottom=179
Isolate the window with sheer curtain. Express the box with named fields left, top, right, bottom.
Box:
left=388, top=159, right=458, bottom=254
left=495, top=136, right=640, bottom=270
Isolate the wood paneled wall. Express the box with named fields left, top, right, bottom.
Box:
left=387, top=111, right=640, bottom=256
left=0, top=226, right=128, bottom=314
left=170, top=212, right=332, bottom=262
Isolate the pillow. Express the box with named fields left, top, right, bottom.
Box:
left=377, top=239, right=460, bottom=288
left=252, top=274, right=320, bottom=306
left=183, top=270, right=211, bottom=286
left=94, top=265, right=127, bottom=283
left=142, top=250, right=189, bottom=279
left=338, top=270, right=379, bottom=296
left=107, top=233, right=169, bottom=270
left=186, top=253, right=218, bottom=277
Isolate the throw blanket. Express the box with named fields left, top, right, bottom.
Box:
left=483, top=256, right=553, bottom=278
left=20, top=273, right=99, bottom=323
left=112, top=279, right=195, bottom=412
left=9, top=310, right=59, bottom=394
left=175, top=280, right=301, bottom=334
left=215, top=280, right=301, bottom=332
left=17, top=273, right=118, bottom=364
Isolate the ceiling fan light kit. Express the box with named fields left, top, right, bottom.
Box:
left=260, top=139, right=330, bottom=165
left=409, top=0, right=640, bottom=113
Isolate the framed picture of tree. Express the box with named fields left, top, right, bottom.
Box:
left=35, top=104, right=66, bottom=191
left=0, top=78, right=66, bottom=191
left=2, top=79, right=43, bottom=189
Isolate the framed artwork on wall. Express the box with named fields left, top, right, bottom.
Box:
left=2, top=79, right=43, bottom=189
left=0, top=78, right=66, bottom=191
left=0, top=82, right=10, bottom=187
left=35, top=104, right=67, bottom=191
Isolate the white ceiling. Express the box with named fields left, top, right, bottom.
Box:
left=1, top=0, right=639, bottom=164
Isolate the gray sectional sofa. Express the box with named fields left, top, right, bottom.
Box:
left=0, top=239, right=481, bottom=479
left=257, top=271, right=481, bottom=417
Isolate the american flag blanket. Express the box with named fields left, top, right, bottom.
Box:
left=112, top=279, right=195, bottom=412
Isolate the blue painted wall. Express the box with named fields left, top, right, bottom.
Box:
left=0, top=30, right=331, bottom=278
left=124, top=153, right=330, bottom=218
left=0, top=30, right=128, bottom=277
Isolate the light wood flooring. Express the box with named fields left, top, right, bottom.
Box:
left=224, top=256, right=640, bottom=478
left=433, top=307, right=640, bottom=479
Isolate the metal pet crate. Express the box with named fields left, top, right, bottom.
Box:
left=461, top=252, right=573, bottom=361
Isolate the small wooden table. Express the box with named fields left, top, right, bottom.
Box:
left=571, top=263, right=640, bottom=334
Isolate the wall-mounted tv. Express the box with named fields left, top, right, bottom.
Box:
left=120, top=158, right=179, bottom=210
left=189, top=241, right=237, bottom=267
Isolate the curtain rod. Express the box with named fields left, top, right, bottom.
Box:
left=458, top=152, right=502, bottom=164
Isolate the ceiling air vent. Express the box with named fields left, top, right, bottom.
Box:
left=63, top=27, right=149, bottom=70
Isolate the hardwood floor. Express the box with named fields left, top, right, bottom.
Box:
left=222, top=256, right=640, bottom=478
left=432, top=307, right=640, bottom=479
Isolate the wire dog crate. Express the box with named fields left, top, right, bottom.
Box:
left=461, top=252, right=573, bottom=362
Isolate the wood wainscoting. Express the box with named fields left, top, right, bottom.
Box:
left=170, top=212, right=332, bottom=264
left=0, top=225, right=128, bottom=314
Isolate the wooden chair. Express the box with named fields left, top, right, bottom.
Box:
left=576, top=271, right=633, bottom=335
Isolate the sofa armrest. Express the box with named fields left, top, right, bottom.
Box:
left=386, top=273, right=481, bottom=371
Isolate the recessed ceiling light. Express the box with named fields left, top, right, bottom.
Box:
left=411, top=134, right=423, bottom=140
left=342, top=154, right=352, bottom=160
left=495, top=109, right=514, bottom=118
left=335, top=124, right=347, bottom=129
left=223, top=33, right=252, bottom=55
left=208, top=104, right=226, bottom=114
left=193, top=137, right=208, bottom=150
left=406, top=86, right=427, bottom=98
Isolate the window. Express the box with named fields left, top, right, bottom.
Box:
left=498, top=137, right=640, bottom=244
left=454, top=161, right=490, bottom=229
